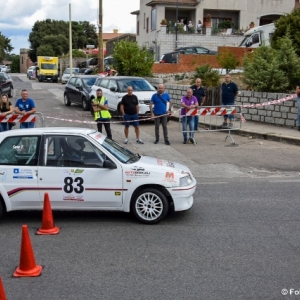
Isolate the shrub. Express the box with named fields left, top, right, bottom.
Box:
left=191, top=64, right=220, bottom=87
left=217, top=51, right=239, bottom=74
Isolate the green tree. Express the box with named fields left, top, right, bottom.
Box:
left=191, top=64, right=220, bottom=87
left=271, top=9, right=300, bottom=55
left=0, top=32, right=13, bottom=62
left=217, top=51, right=239, bottom=74
left=275, top=34, right=300, bottom=90
left=243, top=45, right=288, bottom=92
left=28, top=19, right=97, bottom=62
left=113, top=41, right=154, bottom=76
left=10, top=55, right=20, bottom=73
left=36, top=44, right=55, bottom=57
left=41, top=34, right=69, bottom=56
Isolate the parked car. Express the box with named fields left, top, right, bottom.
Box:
left=0, top=72, right=13, bottom=97
left=27, top=66, right=37, bottom=79
left=64, top=75, right=99, bottom=111
left=78, top=57, right=99, bottom=69
left=89, top=76, right=157, bottom=117
left=104, top=56, right=115, bottom=66
left=0, top=127, right=196, bottom=224
left=61, top=68, right=80, bottom=84
left=159, top=49, right=196, bottom=63
left=175, top=46, right=218, bottom=55
left=0, top=65, right=10, bottom=73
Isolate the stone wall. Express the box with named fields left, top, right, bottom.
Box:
left=145, top=77, right=298, bottom=128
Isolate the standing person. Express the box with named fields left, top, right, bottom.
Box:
left=150, top=84, right=173, bottom=145
left=92, top=89, right=112, bottom=139
left=187, top=21, right=193, bottom=33
left=0, top=94, right=13, bottom=131
left=15, top=89, right=37, bottom=129
left=120, top=86, right=144, bottom=144
left=221, top=74, right=238, bottom=128
left=190, top=78, right=206, bottom=130
left=296, top=81, right=300, bottom=131
left=197, top=20, right=203, bottom=34
left=181, top=88, right=198, bottom=145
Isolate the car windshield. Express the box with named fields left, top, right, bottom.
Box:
left=82, top=77, right=97, bottom=87
left=90, top=133, right=138, bottom=164
left=41, top=63, right=57, bottom=70
left=64, top=68, right=79, bottom=74
left=117, top=79, right=156, bottom=93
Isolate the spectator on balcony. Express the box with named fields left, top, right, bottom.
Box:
left=188, top=21, right=193, bottom=33
left=197, top=20, right=203, bottom=34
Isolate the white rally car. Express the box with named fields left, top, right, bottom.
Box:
left=0, top=128, right=196, bottom=224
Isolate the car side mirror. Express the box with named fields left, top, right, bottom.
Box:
left=103, top=159, right=117, bottom=169
left=110, top=87, right=116, bottom=92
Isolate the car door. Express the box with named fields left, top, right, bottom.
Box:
left=106, top=79, right=119, bottom=111
left=73, top=78, right=83, bottom=103
left=65, top=77, right=78, bottom=103
left=37, top=134, right=124, bottom=208
left=0, top=74, right=9, bottom=94
left=0, top=135, right=41, bottom=209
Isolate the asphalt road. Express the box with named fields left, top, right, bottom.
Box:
left=0, top=75, right=300, bottom=300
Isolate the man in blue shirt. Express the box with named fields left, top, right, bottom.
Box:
left=15, top=89, right=37, bottom=129
left=150, top=84, right=173, bottom=145
left=221, top=74, right=238, bottom=128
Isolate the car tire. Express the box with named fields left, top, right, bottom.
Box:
left=64, top=94, right=71, bottom=106
left=0, top=198, right=5, bottom=220
left=8, top=86, right=13, bottom=98
left=82, top=97, right=89, bottom=111
left=131, top=188, right=169, bottom=224
left=38, top=77, right=42, bottom=82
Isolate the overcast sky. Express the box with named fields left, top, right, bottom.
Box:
left=1, top=0, right=140, bottom=55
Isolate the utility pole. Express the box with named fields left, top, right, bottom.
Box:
left=175, top=0, right=178, bottom=49
left=98, top=0, right=104, bottom=73
left=69, top=4, right=73, bottom=77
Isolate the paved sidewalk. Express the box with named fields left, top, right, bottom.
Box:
left=171, top=109, right=300, bottom=146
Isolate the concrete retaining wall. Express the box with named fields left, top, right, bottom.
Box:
left=145, top=77, right=298, bottom=128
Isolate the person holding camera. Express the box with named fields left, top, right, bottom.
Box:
left=92, top=89, right=112, bottom=139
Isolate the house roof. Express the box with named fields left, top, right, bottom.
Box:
left=146, top=0, right=198, bottom=6
left=107, top=34, right=136, bottom=43
left=131, top=10, right=140, bottom=15
left=102, top=33, right=125, bottom=41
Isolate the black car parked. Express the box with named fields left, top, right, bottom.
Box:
left=64, top=75, right=99, bottom=111
left=159, top=49, right=196, bottom=63
left=0, top=72, right=13, bottom=97
left=175, top=46, right=218, bottom=55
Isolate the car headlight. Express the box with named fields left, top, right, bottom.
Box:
left=179, top=175, right=193, bottom=186
left=40, top=72, right=44, bottom=75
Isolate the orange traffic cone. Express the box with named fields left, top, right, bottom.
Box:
left=0, top=277, right=7, bottom=300
left=13, top=225, right=43, bottom=277
left=36, top=193, right=60, bottom=235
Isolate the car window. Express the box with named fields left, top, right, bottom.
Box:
left=82, top=77, right=97, bottom=87
left=107, top=80, right=118, bottom=90
left=0, top=75, right=5, bottom=82
left=75, top=78, right=83, bottom=87
left=0, top=136, right=40, bottom=166
left=195, top=47, right=208, bottom=54
left=95, top=78, right=102, bottom=87
left=42, top=135, right=105, bottom=168
left=68, top=77, right=77, bottom=86
left=252, top=33, right=260, bottom=44
left=118, top=79, right=156, bottom=92
left=100, top=79, right=109, bottom=89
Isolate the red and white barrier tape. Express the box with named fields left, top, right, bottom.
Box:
left=0, top=114, right=36, bottom=123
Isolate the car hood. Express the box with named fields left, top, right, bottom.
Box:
left=138, top=156, right=192, bottom=174
left=119, top=91, right=155, bottom=100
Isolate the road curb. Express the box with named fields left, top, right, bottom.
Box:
left=171, top=115, right=300, bottom=146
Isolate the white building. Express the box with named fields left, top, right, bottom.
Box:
left=131, top=0, right=295, bottom=58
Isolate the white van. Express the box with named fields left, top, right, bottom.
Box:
left=239, top=23, right=275, bottom=48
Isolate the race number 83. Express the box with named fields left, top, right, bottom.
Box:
left=64, top=177, right=84, bottom=193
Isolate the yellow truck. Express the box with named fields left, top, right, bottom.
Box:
left=36, top=56, right=59, bottom=83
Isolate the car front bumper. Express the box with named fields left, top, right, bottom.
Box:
left=169, top=181, right=196, bottom=211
